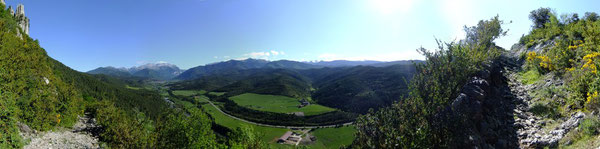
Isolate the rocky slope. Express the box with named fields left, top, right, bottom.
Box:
left=21, top=115, right=100, bottom=149
left=447, top=52, right=593, bottom=148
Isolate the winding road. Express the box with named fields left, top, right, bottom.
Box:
left=200, top=97, right=354, bottom=129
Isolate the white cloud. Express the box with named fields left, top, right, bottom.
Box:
left=270, top=50, right=279, bottom=56
left=156, top=61, right=168, bottom=64
left=241, top=51, right=285, bottom=60
left=214, top=56, right=218, bottom=59
left=245, top=52, right=270, bottom=57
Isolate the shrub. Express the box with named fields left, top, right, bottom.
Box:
left=579, top=118, right=600, bottom=136
left=0, top=93, right=23, bottom=148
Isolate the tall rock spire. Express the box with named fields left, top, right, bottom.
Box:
left=14, top=4, right=29, bottom=35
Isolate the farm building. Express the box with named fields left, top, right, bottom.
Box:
left=277, top=131, right=293, bottom=143
left=298, top=99, right=310, bottom=108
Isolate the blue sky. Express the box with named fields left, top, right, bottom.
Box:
left=5, top=0, right=600, bottom=71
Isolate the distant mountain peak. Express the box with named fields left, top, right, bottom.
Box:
left=87, top=62, right=182, bottom=80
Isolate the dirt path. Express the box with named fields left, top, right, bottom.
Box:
left=504, top=59, right=585, bottom=148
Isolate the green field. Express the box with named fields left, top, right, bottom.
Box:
left=125, top=85, right=142, bottom=90
left=208, top=92, right=226, bottom=96
left=309, top=126, right=356, bottom=149
left=198, top=97, right=288, bottom=143
left=172, top=90, right=207, bottom=96
left=230, top=93, right=336, bottom=116
left=198, top=96, right=355, bottom=148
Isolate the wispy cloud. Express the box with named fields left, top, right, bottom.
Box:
left=240, top=50, right=285, bottom=60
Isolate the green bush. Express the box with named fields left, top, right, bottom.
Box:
left=579, top=118, right=600, bottom=136
left=154, top=108, right=217, bottom=149
left=0, top=93, right=23, bottom=148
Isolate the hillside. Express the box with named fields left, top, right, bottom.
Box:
left=214, top=69, right=313, bottom=98
left=170, top=63, right=418, bottom=114
left=0, top=3, right=264, bottom=148
left=87, top=67, right=132, bottom=77
left=310, top=65, right=417, bottom=114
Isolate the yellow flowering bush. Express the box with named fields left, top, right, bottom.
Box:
left=586, top=91, right=600, bottom=111
left=583, top=52, right=600, bottom=74
left=537, top=55, right=554, bottom=70
left=526, top=51, right=555, bottom=71
left=526, top=52, right=537, bottom=61
left=56, top=114, right=61, bottom=124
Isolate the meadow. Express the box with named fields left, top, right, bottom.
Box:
left=229, top=93, right=335, bottom=116
left=308, top=126, right=356, bottom=149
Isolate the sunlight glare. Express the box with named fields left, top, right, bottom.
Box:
left=370, top=0, right=414, bottom=15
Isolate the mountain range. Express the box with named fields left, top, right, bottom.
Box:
left=88, top=59, right=422, bottom=81
left=87, top=63, right=184, bottom=80
left=175, top=58, right=422, bottom=80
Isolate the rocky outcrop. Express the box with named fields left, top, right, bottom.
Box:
left=4, top=3, right=30, bottom=36
left=510, top=37, right=559, bottom=61
left=15, top=4, right=29, bottom=35
left=448, top=56, right=520, bottom=148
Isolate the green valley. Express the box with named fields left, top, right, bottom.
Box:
left=230, top=93, right=335, bottom=116
left=4, top=1, right=600, bottom=149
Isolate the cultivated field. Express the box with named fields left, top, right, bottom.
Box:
left=198, top=97, right=289, bottom=142
left=230, top=93, right=335, bottom=116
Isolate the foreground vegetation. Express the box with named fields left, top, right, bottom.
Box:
left=518, top=8, right=600, bottom=147
left=353, top=15, right=506, bottom=148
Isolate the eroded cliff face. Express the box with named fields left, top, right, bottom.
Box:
left=14, top=4, right=29, bottom=35
left=2, top=1, right=30, bottom=36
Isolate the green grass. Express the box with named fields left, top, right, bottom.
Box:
left=172, top=90, right=207, bottom=97
left=309, top=126, right=356, bottom=149
left=229, top=93, right=335, bottom=116
left=125, top=85, right=141, bottom=90
left=198, top=97, right=288, bottom=143
left=519, top=69, right=541, bottom=85
left=198, top=96, right=355, bottom=148
left=208, top=92, right=226, bottom=96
